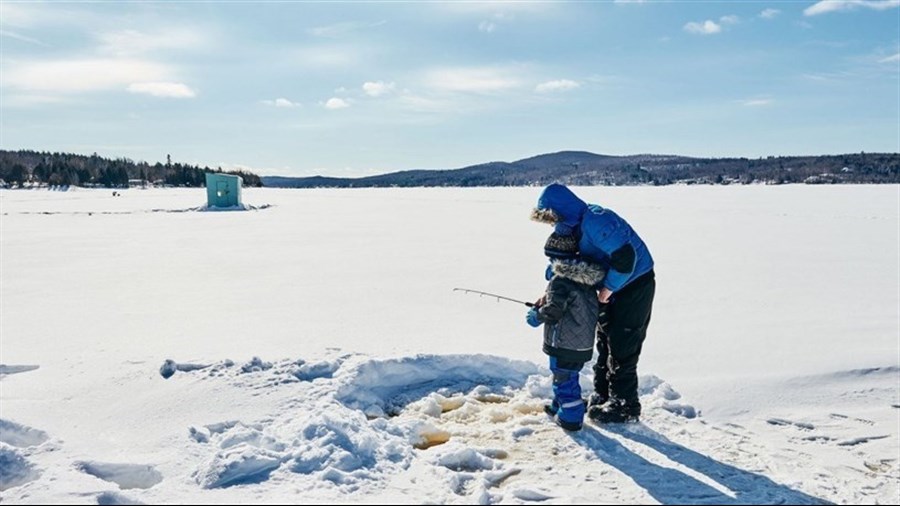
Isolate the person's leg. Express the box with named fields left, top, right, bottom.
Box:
left=590, top=275, right=655, bottom=422
left=544, top=357, right=560, bottom=415
left=590, top=320, right=610, bottom=407
left=549, top=357, right=586, bottom=430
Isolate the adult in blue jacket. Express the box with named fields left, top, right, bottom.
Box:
left=532, top=183, right=656, bottom=423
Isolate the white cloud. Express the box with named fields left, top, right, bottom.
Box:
left=437, top=2, right=552, bottom=14
left=801, top=71, right=855, bottom=82
left=879, top=52, right=900, bottom=63
left=96, top=28, right=208, bottom=56
left=308, top=21, right=386, bottom=38
left=760, top=8, right=781, bottom=19
left=0, top=29, right=46, bottom=46
left=2, top=58, right=172, bottom=93
left=324, top=97, right=350, bottom=109
left=741, top=98, right=774, bottom=107
left=478, top=21, right=496, bottom=33
left=262, top=98, right=301, bottom=108
left=0, top=2, right=112, bottom=30
left=0, top=2, right=36, bottom=28
left=535, top=79, right=580, bottom=93
left=362, top=81, right=396, bottom=97
left=291, top=45, right=361, bottom=68
left=804, top=0, right=900, bottom=16
left=397, top=94, right=454, bottom=114
left=719, top=15, right=740, bottom=24
left=585, top=74, right=623, bottom=85
left=683, top=15, right=737, bottom=35
left=309, top=22, right=356, bottom=37
left=127, top=82, right=196, bottom=98
left=684, top=20, right=722, bottom=35
left=2, top=94, right=69, bottom=107
left=424, top=66, right=522, bottom=93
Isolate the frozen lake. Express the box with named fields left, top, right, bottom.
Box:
left=1, top=185, right=897, bottom=504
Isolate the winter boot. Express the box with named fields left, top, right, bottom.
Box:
left=587, top=398, right=641, bottom=424
left=553, top=414, right=583, bottom=432
left=586, top=392, right=608, bottom=409
left=543, top=399, right=560, bottom=416
left=545, top=399, right=589, bottom=416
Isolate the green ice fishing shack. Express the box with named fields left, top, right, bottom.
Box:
left=205, top=172, right=243, bottom=208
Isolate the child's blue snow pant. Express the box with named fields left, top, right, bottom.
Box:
left=549, top=356, right=586, bottom=425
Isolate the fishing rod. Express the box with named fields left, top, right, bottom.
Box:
left=452, top=287, right=535, bottom=307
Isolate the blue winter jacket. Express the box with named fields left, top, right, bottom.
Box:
left=536, top=184, right=654, bottom=293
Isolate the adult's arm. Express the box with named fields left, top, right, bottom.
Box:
left=604, top=243, right=636, bottom=292
left=582, top=212, right=636, bottom=293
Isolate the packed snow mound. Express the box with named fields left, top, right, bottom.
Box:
left=159, top=359, right=210, bottom=379
left=640, top=374, right=698, bottom=418
left=334, top=354, right=541, bottom=418
left=0, top=444, right=41, bottom=491
left=178, top=353, right=541, bottom=494
left=96, top=491, right=145, bottom=505
left=162, top=352, right=719, bottom=502
left=75, top=461, right=163, bottom=490
left=0, top=364, right=39, bottom=377
left=4, top=349, right=887, bottom=504
left=0, top=419, right=50, bottom=448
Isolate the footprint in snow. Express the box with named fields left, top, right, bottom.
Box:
left=75, top=461, right=163, bottom=490
left=0, top=446, right=41, bottom=491
left=0, top=364, right=39, bottom=378
left=0, top=419, right=49, bottom=491
left=0, top=419, right=50, bottom=448
left=96, top=491, right=145, bottom=505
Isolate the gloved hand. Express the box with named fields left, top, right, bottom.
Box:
left=526, top=308, right=542, bottom=328
left=545, top=263, right=554, bottom=281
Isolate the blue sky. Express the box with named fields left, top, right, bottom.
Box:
left=1, top=1, right=898, bottom=177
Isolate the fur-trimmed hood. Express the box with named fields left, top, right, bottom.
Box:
left=530, top=207, right=560, bottom=224
left=551, top=259, right=606, bottom=287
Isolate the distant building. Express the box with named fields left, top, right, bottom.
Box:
left=205, top=173, right=243, bottom=208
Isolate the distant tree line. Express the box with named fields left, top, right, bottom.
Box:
left=262, top=151, right=900, bottom=188
left=640, top=152, right=900, bottom=186
left=0, top=150, right=262, bottom=188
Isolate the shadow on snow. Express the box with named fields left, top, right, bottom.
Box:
left=575, top=423, right=832, bottom=505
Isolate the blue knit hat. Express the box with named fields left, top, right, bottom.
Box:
left=544, top=232, right=578, bottom=259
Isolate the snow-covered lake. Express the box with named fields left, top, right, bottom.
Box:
left=1, top=185, right=897, bottom=504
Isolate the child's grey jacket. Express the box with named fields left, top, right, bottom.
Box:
left=537, top=259, right=606, bottom=363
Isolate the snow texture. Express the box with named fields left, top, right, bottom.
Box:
left=1, top=186, right=897, bottom=504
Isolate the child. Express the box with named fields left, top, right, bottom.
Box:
left=527, top=232, right=606, bottom=431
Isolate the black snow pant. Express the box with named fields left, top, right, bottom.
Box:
left=593, top=270, right=655, bottom=407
